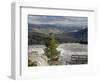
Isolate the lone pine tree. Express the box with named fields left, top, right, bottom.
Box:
left=44, top=33, right=60, bottom=65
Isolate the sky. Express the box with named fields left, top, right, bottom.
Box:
left=28, top=15, right=88, bottom=27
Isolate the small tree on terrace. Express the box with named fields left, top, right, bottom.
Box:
left=44, top=33, right=60, bottom=65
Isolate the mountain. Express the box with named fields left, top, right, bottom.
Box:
left=28, top=28, right=88, bottom=45
left=28, top=23, right=64, bottom=34
left=28, top=23, right=86, bottom=34
left=68, top=28, right=87, bottom=41
left=56, top=28, right=88, bottom=42
left=28, top=32, right=48, bottom=45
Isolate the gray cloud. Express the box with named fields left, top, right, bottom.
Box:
left=28, top=15, right=88, bottom=27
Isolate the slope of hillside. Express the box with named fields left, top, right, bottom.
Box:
left=56, top=28, right=88, bottom=42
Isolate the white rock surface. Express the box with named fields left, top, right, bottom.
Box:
left=28, top=43, right=87, bottom=66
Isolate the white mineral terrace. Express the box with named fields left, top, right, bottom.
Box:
left=28, top=43, right=87, bottom=65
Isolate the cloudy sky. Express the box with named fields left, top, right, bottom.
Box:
left=28, top=15, right=88, bottom=27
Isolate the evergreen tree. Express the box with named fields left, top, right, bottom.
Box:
left=44, top=33, right=60, bottom=65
